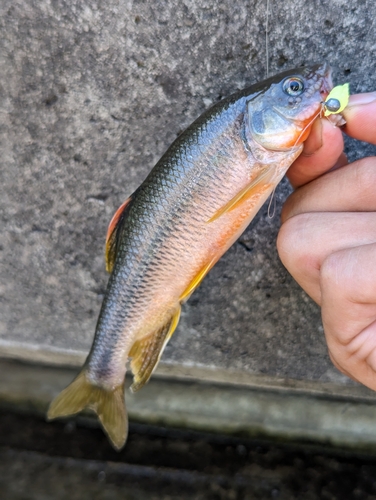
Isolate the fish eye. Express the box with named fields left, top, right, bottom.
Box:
left=282, top=77, right=305, bottom=96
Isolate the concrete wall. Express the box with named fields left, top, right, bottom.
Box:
left=1, top=0, right=376, bottom=397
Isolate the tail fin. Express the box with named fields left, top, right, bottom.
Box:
left=47, top=370, right=128, bottom=450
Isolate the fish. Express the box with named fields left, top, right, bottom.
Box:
left=48, top=64, right=333, bottom=449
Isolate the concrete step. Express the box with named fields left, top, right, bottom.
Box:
left=2, top=359, right=376, bottom=453
left=1, top=408, right=376, bottom=500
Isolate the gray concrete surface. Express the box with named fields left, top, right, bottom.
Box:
left=1, top=0, right=376, bottom=401
left=4, top=359, right=376, bottom=453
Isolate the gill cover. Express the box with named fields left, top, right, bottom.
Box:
left=245, top=68, right=328, bottom=152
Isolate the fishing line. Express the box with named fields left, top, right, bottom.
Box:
left=265, top=0, right=271, bottom=77
left=292, top=108, right=323, bottom=149
left=355, top=7, right=375, bottom=93
left=267, top=187, right=277, bottom=218
left=269, top=108, right=324, bottom=221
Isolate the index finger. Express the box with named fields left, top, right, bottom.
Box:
left=342, top=92, right=376, bottom=144
left=286, top=117, right=344, bottom=188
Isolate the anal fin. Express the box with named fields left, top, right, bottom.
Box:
left=129, top=307, right=181, bottom=392
left=207, top=166, right=274, bottom=223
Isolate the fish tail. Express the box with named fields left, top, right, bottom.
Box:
left=47, top=370, right=128, bottom=450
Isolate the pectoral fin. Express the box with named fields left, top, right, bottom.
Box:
left=106, top=196, right=134, bottom=273
left=179, top=258, right=216, bottom=302
left=129, top=307, right=181, bottom=392
left=207, top=166, right=274, bottom=223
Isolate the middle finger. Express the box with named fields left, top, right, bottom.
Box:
left=277, top=212, right=376, bottom=304
left=282, top=157, right=376, bottom=223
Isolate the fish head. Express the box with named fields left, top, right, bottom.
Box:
left=246, top=64, right=332, bottom=152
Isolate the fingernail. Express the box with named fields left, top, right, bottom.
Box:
left=347, top=92, right=376, bottom=107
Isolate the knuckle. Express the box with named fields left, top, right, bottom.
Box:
left=353, top=159, right=376, bottom=197
left=321, top=245, right=376, bottom=304
left=277, top=213, right=316, bottom=273
left=328, top=350, right=346, bottom=374
left=320, top=251, right=347, bottom=289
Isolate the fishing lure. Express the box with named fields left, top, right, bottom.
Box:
left=324, top=83, right=350, bottom=116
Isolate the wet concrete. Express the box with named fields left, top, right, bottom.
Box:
left=1, top=409, right=376, bottom=500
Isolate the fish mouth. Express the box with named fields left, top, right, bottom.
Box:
left=318, top=63, right=333, bottom=100
left=301, top=62, right=333, bottom=100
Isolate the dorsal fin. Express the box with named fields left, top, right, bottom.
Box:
left=105, top=196, right=134, bottom=273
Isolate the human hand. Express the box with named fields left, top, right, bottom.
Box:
left=277, top=93, right=376, bottom=390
